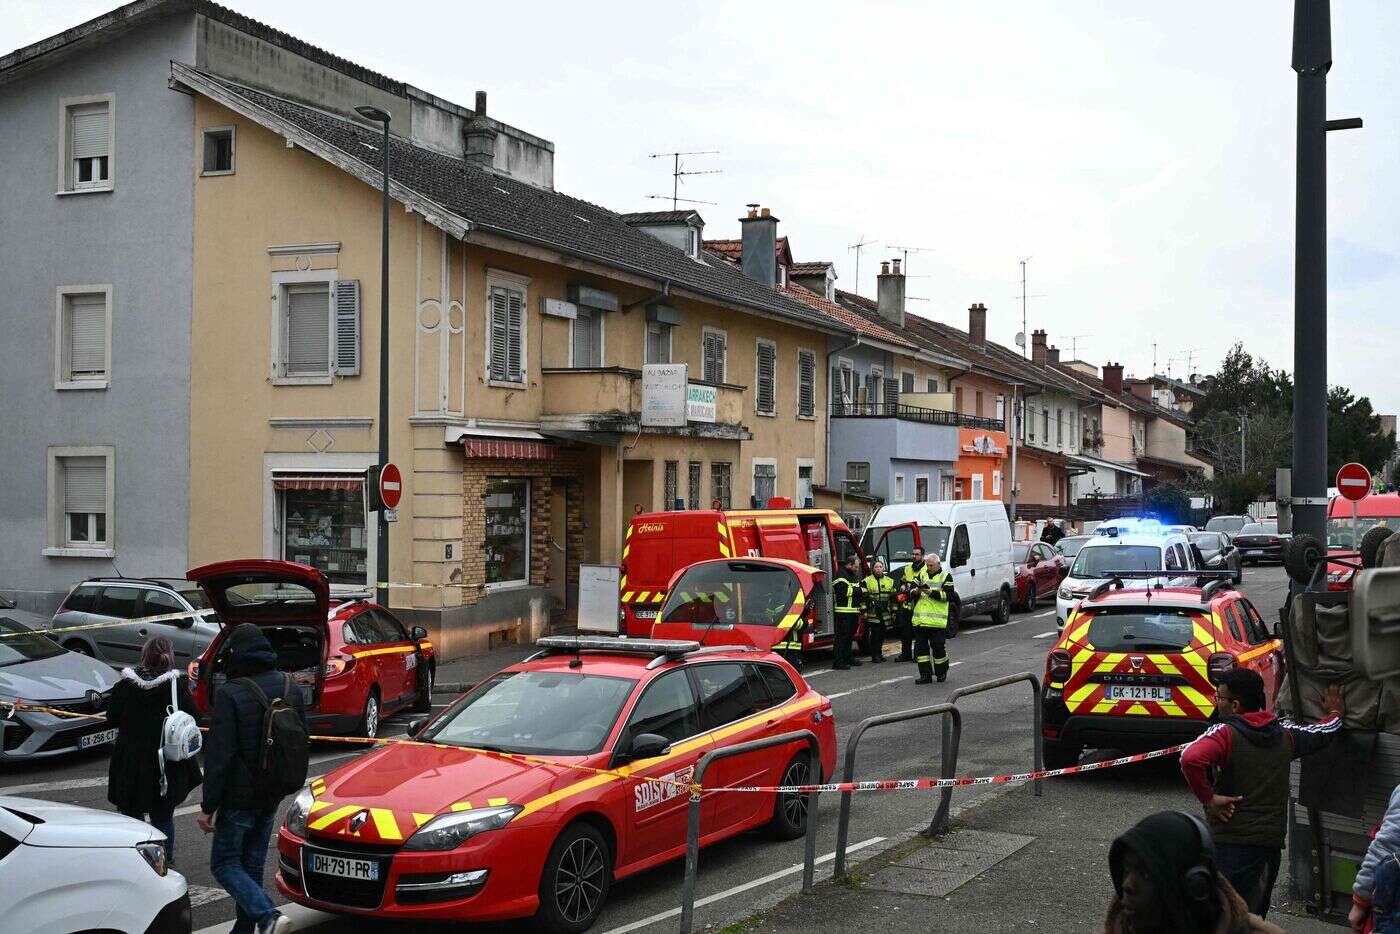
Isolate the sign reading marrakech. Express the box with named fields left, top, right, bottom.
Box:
left=961, top=433, right=1006, bottom=456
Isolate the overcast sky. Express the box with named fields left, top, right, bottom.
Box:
left=10, top=1, right=1399, bottom=413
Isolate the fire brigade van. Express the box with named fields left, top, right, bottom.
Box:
left=620, top=500, right=866, bottom=650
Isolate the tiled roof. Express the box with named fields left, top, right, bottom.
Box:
left=190, top=72, right=849, bottom=336
left=622, top=210, right=702, bottom=225
left=782, top=283, right=917, bottom=350
left=791, top=261, right=834, bottom=276
left=704, top=236, right=794, bottom=267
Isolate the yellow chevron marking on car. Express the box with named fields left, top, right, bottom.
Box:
left=622, top=591, right=634, bottom=602
left=1127, top=703, right=1149, bottom=716
left=516, top=695, right=823, bottom=819
left=1146, top=654, right=1179, bottom=674
left=371, top=808, right=402, bottom=841
left=1237, top=641, right=1282, bottom=664
left=412, top=812, right=433, bottom=828
left=1094, top=653, right=1126, bottom=673
left=450, top=801, right=473, bottom=812
left=1072, top=648, right=1096, bottom=667
left=308, top=799, right=331, bottom=814
left=1179, top=685, right=1214, bottom=716
left=487, top=797, right=509, bottom=807
left=351, top=645, right=416, bottom=659
left=1068, top=683, right=1098, bottom=705
left=308, top=804, right=361, bottom=832
left=1091, top=699, right=1116, bottom=714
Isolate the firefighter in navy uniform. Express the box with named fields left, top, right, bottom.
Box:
left=912, top=552, right=954, bottom=684
left=894, top=546, right=924, bottom=662
left=831, top=554, right=864, bottom=670
left=861, top=559, right=896, bottom=664
left=774, top=588, right=806, bottom=670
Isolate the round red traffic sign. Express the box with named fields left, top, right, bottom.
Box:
left=379, top=462, right=403, bottom=510
left=1336, top=462, right=1372, bottom=502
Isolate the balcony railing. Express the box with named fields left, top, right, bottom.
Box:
left=829, top=402, right=1004, bottom=432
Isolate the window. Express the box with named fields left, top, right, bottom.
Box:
left=796, top=463, right=813, bottom=507
left=62, top=585, right=101, bottom=613
left=570, top=306, right=603, bottom=367
left=487, top=279, right=526, bottom=383
left=894, top=474, right=906, bottom=502
left=140, top=590, right=188, bottom=625
left=281, top=482, right=368, bottom=586
left=755, top=664, right=796, bottom=704
left=845, top=461, right=870, bottom=495
left=797, top=350, right=816, bottom=418
left=702, top=328, right=726, bottom=383
left=916, top=476, right=930, bottom=502
left=1028, top=406, right=1036, bottom=442
left=625, top=669, right=698, bottom=745
left=753, top=461, right=776, bottom=505
left=971, top=474, right=984, bottom=500
left=61, top=97, right=112, bottom=191
left=645, top=321, right=672, bottom=364
left=711, top=462, right=732, bottom=509
left=96, top=586, right=140, bottom=619
left=870, top=366, right=884, bottom=410
left=342, top=612, right=379, bottom=645
left=687, top=227, right=700, bottom=259
left=374, top=608, right=410, bottom=642
left=993, top=469, right=1002, bottom=496
left=663, top=461, right=679, bottom=509
left=1056, top=409, right=1064, bottom=447
left=48, top=449, right=113, bottom=554
left=951, top=525, right=972, bottom=565
left=687, top=462, right=702, bottom=510
left=1164, top=545, right=1182, bottom=571
left=55, top=287, right=110, bottom=388
left=485, top=478, right=530, bottom=586
left=927, top=377, right=937, bottom=393
left=954, top=386, right=964, bottom=413
left=694, top=663, right=769, bottom=729
left=902, top=372, right=916, bottom=394
left=832, top=360, right=854, bottom=408
left=201, top=126, right=234, bottom=175
left=755, top=340, right=777, bottom=415
left=283, top=283, right=330, bottom=376
left=996, top=395, right=1005, bottom=423
left=1042, top=409, right=1050, bottom=442
left=1224, top=603, right=1246, bottom=642
left=975, top=390, right=985, bottom=417
left=1243, top=601, right=1271, bottom=644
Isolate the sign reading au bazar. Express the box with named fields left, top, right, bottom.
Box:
left=641, top=364, right=717, bottom=427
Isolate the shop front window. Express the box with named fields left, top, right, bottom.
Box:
left=485, top=477, right=530, bottom=586
left=282, top=486, right=367, bottom=586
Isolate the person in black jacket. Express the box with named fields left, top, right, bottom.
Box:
left=107, top=636, right=202, bottom=866
left=198, top=623, right=306, bottom=934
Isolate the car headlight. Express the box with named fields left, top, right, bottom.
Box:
left=1057, top=587, right=1072, bottom=601
left=402, top=805, right=521, bottom=851
left=136, top=841, right=168, bottom=876
left=284, top=786, right=314, bottom=837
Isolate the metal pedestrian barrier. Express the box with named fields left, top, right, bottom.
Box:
left=679, top=729, right=821, bottom=934
left=833, top=703, right=961, bottom=878
left=932, top=672, right=1043, bottom=836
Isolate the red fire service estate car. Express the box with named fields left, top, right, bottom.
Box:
left=1040, top=573, right=1283, bottom=770
left=186, top=560, right=435, bottom=738
left=275, top=557, right=836, bottom=931
left=1012, top=541, right=1067, bottom=611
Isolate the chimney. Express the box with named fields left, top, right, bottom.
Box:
left=1129, top=380, right=1152, bottom=401
left=1031, top=329, right=1048, bottom=365
left=876, top=259, right=905, bottom=327
left=463, top=90, right=498, bottom=168
left=968, top=303, right=987, bottom=348
left=739, top=204, right=779, bottom=287
left=1047, top=345, right=1061, bottom=365
left=1102, top=361, right=1124, bottom=394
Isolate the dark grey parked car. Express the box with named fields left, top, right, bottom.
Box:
left=48, top=578, right=220, bottom=669
left=1190, top=531, right=1243, bottom=584
left=0, top=616, right=119, bottom=760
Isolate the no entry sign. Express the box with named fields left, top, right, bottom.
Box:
left=1336, top=462, right=1372, bottom=503
left=378, top=462, right=403, bottom=510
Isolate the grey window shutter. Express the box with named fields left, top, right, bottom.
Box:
left=572, top=308, right=599, bottom=367
left=285, top=286, right=330, bottom=375
left=883, top=377, right=899, bottom=409
left=64, top=457, right=107, bottom=514
left=798, top=351, right=815, bottom=417
left=703, top=332, right=724, bottom=383
left=757, top=343, right=775, bottom=413
left=830, top=365, right=843, bottom=405
left=902, top=372, right=915, bottom=394
left=67, top=294, right=106, bottom=376
left=507, top=289, right=524, bottom=380
left=488, top=288, right=508, bottom=380
left=332, top=280, right=361, bottom=376
left=70, top=104, right=109, bottom=159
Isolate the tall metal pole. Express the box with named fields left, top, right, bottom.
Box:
left=1240, top=412, right=1247, bottom=474
left=1008, top=385, right=1021, bottom=520
left=1019, top=259, right=1029, bottom=358
left=1291, top=0, right=1330, bottom=545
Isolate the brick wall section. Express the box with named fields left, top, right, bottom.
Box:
left=461, top=446, right=586, bottom=606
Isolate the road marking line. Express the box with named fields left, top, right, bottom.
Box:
left=803, top=668, right=831, bottom=678
left=827, top=676, right=913, bottom=700
left=194, top=902, right=335, bottom=934
left=187, top=884, right=229, bottom=907
left=600, top=836, right=886, bottom=934
left=1034, top=609, right=1056, bottom=617
left=1034, top=631, right=1058, bottom=639
left=0, top=776, right=109, bottom=795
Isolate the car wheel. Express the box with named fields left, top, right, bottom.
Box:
left=1022, top=583, right=1037, bottom=612
left=1284, top=533, right=1325, bottom=585
left=1232, top=564, right=1243, bottom=585
left=359, top=690, right=380, bottom=739
left=1361, top=526, right=1395, bottom=569
left=767, top=754, right=813, bottom=840
left=412, top=661, right=434, bottom=713
left=1043, top=739, right=1082, bottom=771
left=991, top=589, right=1011, bottom=625
left=536, top=822, right=612, bottom=934
left=64, top=639, right=92, bottom=657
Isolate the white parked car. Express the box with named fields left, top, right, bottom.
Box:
left=860, top=500, right=1015, bottom=633
left=1054, top=530, right=1199, bottom=630
left=0, top=795, right=190, bottom=933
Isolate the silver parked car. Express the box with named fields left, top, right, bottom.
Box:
left=0, top=616, right=119, bottom=760
left=49, top=578, right=220, bottom=669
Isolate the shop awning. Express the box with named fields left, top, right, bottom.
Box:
left=272, top=474, right=365, bottom=491
left=445, top=425, right=555, bottom=460
left=1067, top=454, right=1152, bottom=479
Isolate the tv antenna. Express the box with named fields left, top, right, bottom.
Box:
left=886, top=244, right=935, bottom=275
left=644, top=194, right=716, bottom=206
left=848, top=236, right=878, bottom=296
left=1057, top=334, right=1089, bottom=360
left=648, top=150, right=721, bottom=209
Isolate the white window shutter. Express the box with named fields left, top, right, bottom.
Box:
left=64, top=457, right=107, bottom=514
left=67, top=294, right=106, bottom=376
left=285, top=286, right=330, bottom=375
left=70, top=104, right=109, bottom=159
left=332, top=280, right=360, bottom=376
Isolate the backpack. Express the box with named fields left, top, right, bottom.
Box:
left=234, top=675, right=310, bottom=797
left=156, top=676, right=201, bottom=797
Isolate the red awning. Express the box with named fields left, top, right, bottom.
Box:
left=462, top=439, right=555, bottom=460
left=272, top=475, right=364, bottom=491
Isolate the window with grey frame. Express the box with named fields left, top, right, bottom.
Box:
left=797, top=350, right=816, bottom=417
left=901, top=372, right=915, bottom=394
left=845, top=461, right=870, bottom=495
left=67, top=101, right=110, bottom=189
left=687, top=461, right=702, bottom=509
left=62, top=292, right=107, bottom=382
left=702, top=330, right=726, bottom=383
left=571, top=306, right=602, bottom=367
left=488, top=285, right=525, bottom=382
left=284, top=283, right=331, bottom=376
left=756, top=341, right=776, bottom=414
left=645, top=321, right=672, bottom=364
left=663, top=461, right=679, bottom=510
left=753, top=462, right=777, bottom=505
left=711, top=462, right=732, bottom=509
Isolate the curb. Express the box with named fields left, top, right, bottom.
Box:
left=431, top=681, right=476, bottom=695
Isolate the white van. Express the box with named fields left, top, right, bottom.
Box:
left=859, top=501, right=1015, bottom=633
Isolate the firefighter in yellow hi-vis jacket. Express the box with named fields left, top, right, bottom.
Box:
left=911, top=552, right=954, bottom=684
left=831, top=553, right=864, bottom=670
left=861, top=559, right=896, bottom=664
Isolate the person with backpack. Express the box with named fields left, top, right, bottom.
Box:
left=198, top=623, right=308, bottom=934
left=107, top=636, right=202, bottom=867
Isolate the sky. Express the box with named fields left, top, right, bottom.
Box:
left=9, top=0, right=1400, bottom=413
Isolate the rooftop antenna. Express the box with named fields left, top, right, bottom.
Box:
left=648, top=150, right=721, bottom=210
left=644, top=194, right=716, bottom=206
left=1057, top=334, right=1089, bottom=359
left=848, top=236, right=878, bottom=296
left=885, top=244, right=935, bottom=275
left=1018, top=258, right=1032, bottom=358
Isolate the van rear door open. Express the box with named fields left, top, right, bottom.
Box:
left=622, top=515, right=722, bottom=634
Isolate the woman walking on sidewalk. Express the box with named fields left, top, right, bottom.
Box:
left=107, top=636, right=202, bottom=866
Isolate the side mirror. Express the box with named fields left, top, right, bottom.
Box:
left=621, top=732, right=670, bottom=763
left=407, top=717, right=429, bottom=737
left=411, top=625, right=428, bottom=641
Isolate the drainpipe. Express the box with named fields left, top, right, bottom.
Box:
left=825, top=337, right=862, bottom=495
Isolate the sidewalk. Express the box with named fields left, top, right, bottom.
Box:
left=430, top=639, right=538, bottom=692
left=730, top=757, right=1340, bottom=934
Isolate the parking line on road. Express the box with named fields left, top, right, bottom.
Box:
left=0, top=775, right=109, bottom=796
left=600, top=835, right=886, bottom=934
left=194, top=902, right=335, bottom=934
left=803, top=668, right=831, bottom=678
left=827, top=676, right=913, bottom=700
left=1033, top=631, right=1058, bottom=639
left=1034, top=609, right=1056, bottom=617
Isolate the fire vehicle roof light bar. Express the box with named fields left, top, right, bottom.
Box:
left=535, top=635, right=702, bottom=658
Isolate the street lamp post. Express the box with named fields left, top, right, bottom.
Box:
left=357, top=105, right=392, bottom=608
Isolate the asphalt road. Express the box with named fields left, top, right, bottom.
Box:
left=0, top=564, right=1293, bottom=934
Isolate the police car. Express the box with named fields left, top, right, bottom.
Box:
left=1054, top=522, right=1201, bottom=629
left=1041, top=572, right=1283, bottom=769
left=275, top=557, right=836, bottom=931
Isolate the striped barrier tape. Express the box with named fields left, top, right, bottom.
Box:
left=0, top=609, right=212, bottom=640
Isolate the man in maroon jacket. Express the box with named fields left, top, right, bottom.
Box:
left=1180, top=668, right=1344, bottom=919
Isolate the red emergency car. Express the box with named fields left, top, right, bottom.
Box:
left=1041, top=575, right=1283, bottom=769
left=1326, top=492, right=1400, bottom=588
left=275, top=558, right=836, bottom=931
left=186, top=560, right=435, bottom=738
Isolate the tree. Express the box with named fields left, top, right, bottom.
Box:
left=1143, top=482, right=1194, bottom=525
left=1193, top=343, right=1293, bottom=424
left=1213, top=472, right=1267, bottom=514
left=1328, top=386, right=1397, bottom=476
left=1191, top=410, right=1292, bottom=484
